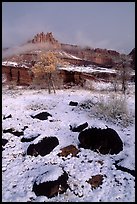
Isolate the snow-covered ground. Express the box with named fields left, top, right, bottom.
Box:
left=2, top=82, right=135, bottom=202
left=58, top=65, right=116, bottom=74
left=2, top=61, right=29, bottom=68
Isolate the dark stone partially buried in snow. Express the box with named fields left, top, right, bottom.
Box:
left=2, top=138, right=8, bottom=146
left=114, top=161, right=135, bottom=177
left=78, top=127, right=123, bottom=155
left=11, top=130, right=24, bottom=137
left=31, top=112, right=52, bottom=120
left=70, top=122, right=88, bottom=132
left=3, top=114, right=12, bottom=120
left=3, top=128, right=24, bottom=137
left=2, top=138, right=8, bottom=151
left=33, top=170, right=69, bottom=198
left=21, top=126, right=28, bottom=131
left=21, top=134, right=40, bottom=142
left=27, top=136, right=59, bottom=157
left=69, top=101, right=78, bottom=106
left=3, top=128, right=14, bottom=134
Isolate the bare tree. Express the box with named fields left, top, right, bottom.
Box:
left=31, top=51, right=67, bottom=93
left=120, top=55, right=132, bottom=94
left=113, top=54, right=132, bottom=94
left=111, top=71, right=120, bottom=93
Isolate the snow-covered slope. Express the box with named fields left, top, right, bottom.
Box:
left=58, top=65, right=116, bottom=74
left=57, top=51, right=82, bottom=60
left=2, top=61, right=29, bottom=68
left=2, top=83, right=135, bottom=202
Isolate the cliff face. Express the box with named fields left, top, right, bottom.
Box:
left=3, top=32, right=133, bottom=69
left=61, top=44, right=118, bottom=67
left=2, top=65, right=33, bottom=86
left=26, top=32, right=122, bottom=67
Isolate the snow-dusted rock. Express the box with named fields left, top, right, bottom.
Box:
left=78, top=127, right=123, bottom=155
left=32, top=165, right=69, bottom=198
left=58, top=144, right=79, bottom=157
left=27, top=136, right=59, bottom=157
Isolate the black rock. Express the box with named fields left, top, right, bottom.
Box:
left=114, top=163, right=135, bottom=177
left=3, top=128, right=14, bottom=134
left=2, top=138, right=8, bottom=146
left=70, top=122, right=88, bottom=132
left=27, top=136, right=59, bottom=156
left=22, top=126, right=28, bottom=131
left=3, top=114, right=12, bottom=120
left=78, top=127, right=123, bottom=155
left=12, top=131, right=24, bottom=137
left=33, top=171, right=69, bottom=198
left=69, top=101, right=78, bottom=106
left=31, top=112, right=52, bottom=120
left=21, top=134, right=40, bottom=142
left=3, top=128, right=24, bottom=137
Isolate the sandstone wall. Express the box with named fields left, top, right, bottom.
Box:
left=2, top=66, right=33, bottom=85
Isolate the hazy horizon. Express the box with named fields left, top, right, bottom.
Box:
left=2, top=2, right=135, bottom=54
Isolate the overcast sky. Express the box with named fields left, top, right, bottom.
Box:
left=2, top=2, right=135, bottom=54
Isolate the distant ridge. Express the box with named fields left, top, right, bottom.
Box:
left=2, top=31, right=135, bottom=69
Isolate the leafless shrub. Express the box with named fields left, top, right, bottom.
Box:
left=79, top=93, right=134, bottom=127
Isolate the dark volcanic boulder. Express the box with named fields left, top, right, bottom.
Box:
left=114, top=161, right=135, bottom=177
left=21, top=136, right=38, bottom=143
left=31, top=112, right=52, bottom=120
left=2, top=138, right=8, bottom=146
left=21, top=134, right=40, bottom=142
left=11, top=130, right=24, bottom=137
left=3, top=128, right=24, bottom=136
left=27, top=136, right=59, bottom=156
left=70, top=122, right=88, bottom=132
left=3, top=128, right=14, bottom=134
left=3, top=114, right=12, bottom=120
left=2, top=138, right=8, bottom=151
left=78, top=127, right=123, bottom=155
left=33, top=166, right=69, bottom=198
left=69, top=101, right=78, bottom=106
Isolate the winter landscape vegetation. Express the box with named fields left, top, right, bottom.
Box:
left=2, top=2, right=135, bottom=202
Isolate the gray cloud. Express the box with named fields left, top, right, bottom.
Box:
left=2, top=2, right=135, bottom=54
left=2, top=42, right=55, bottom=59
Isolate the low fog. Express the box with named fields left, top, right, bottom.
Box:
left=2, top=42, right=57, bottom=59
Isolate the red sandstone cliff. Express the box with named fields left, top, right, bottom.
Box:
left=3, top=32, right=133, bottom=68
left=27, top=32, right=61, bottom=49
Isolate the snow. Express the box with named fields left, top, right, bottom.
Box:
left=58, top=65, right=116, bottom=74
left=35, top=165, right=64, bottom=184
left=2, top=82, right=135, bottom=202
left=2, top=61, right=18, bottom=67
left=58, top=51, right=82, bottom=60
left=2, top=61, right=29, bottom=68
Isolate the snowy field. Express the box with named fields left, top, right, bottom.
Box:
left=2, top=82, right=135, bottom=202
